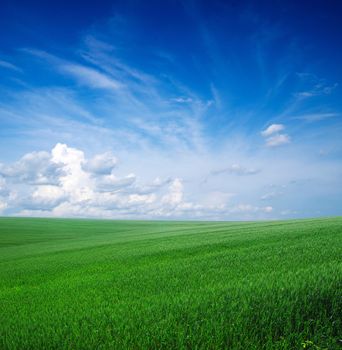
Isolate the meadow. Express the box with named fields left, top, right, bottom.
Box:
left=0, top=217, right=341, bottom=349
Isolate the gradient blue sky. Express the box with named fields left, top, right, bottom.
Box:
left=0, top=0, right=341, bottom=220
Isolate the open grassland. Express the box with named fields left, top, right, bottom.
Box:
left=0, top=217, right=341, bottom=349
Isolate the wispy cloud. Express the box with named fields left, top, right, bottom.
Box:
left=20, top=41, right=211, bottom=154
left=211, top=164, right=260, bottom=176
left=265, top=134, right=290, bottom=147
left=0, top=59, right=21, bottom=72
left=61, top=64, right=121, bottom=90
left=292, top=112, right=339, bottom=122
left=295, top=73, right=338, bottom=99
left=261, top=124, right=284, bottom=137
left=260, top=191, right=283, bottom=200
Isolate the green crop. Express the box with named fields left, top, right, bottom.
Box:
left=0, top=217, right=341, bottom=349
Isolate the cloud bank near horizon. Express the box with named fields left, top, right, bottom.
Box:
left=0, top=143, right=275, bottom=220
left=0, top=140, right=341, bottom=220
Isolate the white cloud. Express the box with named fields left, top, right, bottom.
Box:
left=0, top=178, right=7, bottom=212
left=265, top=134, right=290, bottom=147
left=261, top=124, right=284, bottom=137
left=264, top=206, right=273, bottom=213
left=83, top=152, right=117, bottom=175
left=261, top=124, right=290, bottom=147
left=1, top=144, right=201, bottom=218
left=162, top=178, right=183, bottom=206
left=172, top=97, right=193, bottom=103
left=132, top=177, right=172, bottom=195
left=0, top=151, right=63, bottom=185
left=0, top=176, right=8, bottom=196
left=61, top=64, right=121, bottom=90
left=96, top=173, right=136, bottom=192
left=0, top=145, right=250, bottom=219
left=32, top=185, right=66, bottom=203
left=51, top=143, right=95, bottom=203
left=203, top=191, right=235, bottom=207
left=0, top=200, right=7, bottom=212
left=17, top=185, right=67, bottom=211
left=128, top=193, right=156, bottom=205
left=211, top=164, right=259, bottom=176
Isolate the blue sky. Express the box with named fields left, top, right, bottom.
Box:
left=0, top=0, right=341, bottom=219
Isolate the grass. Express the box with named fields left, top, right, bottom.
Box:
left=0, top=217, right=341, bottom=349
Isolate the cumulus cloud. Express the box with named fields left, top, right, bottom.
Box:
left=0, top=144, right=191, bottom=218
left=0, top=176, right=8, bottom=196
left=0, top=178, right=8, bottom=213
left=134, top=177, right=172, bottom=195
left=51, top=143, right=94, bottom=203
left=261, top=124, right=290, bottom=147
left=0, top=199, right=7, bottom=212
left=162, top=178, right=183, bottom=206
left=96, top=173, right=136, bottom=192
left=83, top=152, right=117, bottom=175
left=128, top=193, right=156, bottom=205
left=0, top=151, right=64, bottom=185
left=31, top=186, right=66, bottom=207
left=15, top=186, right=67, bottom=211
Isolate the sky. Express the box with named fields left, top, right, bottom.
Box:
left=0, top=0, right=341, bottom=220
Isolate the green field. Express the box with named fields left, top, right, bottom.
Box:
left=0, top=217, right=341, bottom=349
